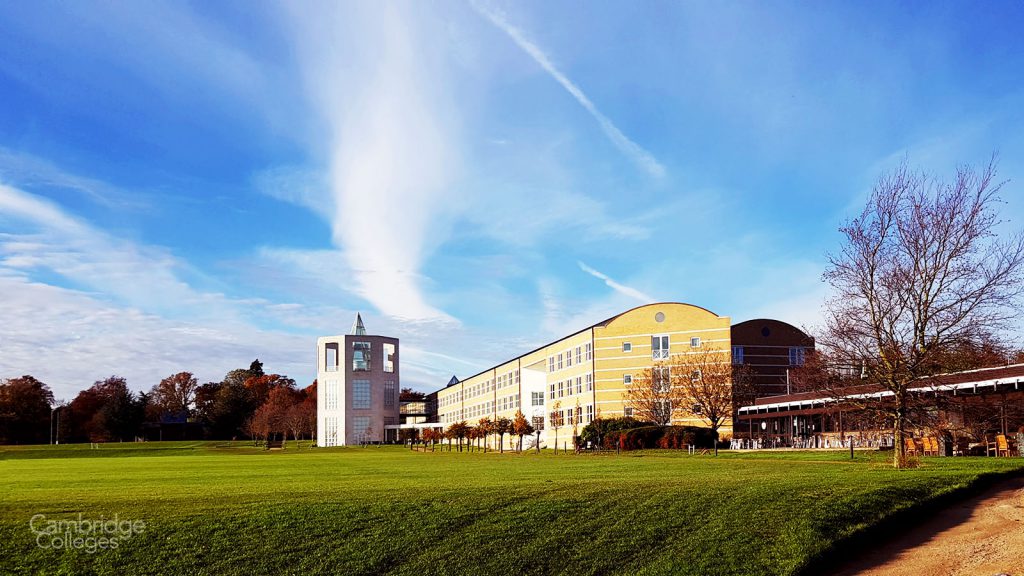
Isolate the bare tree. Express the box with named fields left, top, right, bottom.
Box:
left=822, top=158, right=1024, bottom=468
left=549, top=401, right=563, bottom=453
left=623, top=364, right=676, bottom=425
left=669, top=348, right=753, bottom=454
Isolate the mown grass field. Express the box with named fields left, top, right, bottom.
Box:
left=1, top=442, right=1022, bottom=576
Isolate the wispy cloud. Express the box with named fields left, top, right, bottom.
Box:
left=285, top=4, right=460, bottom=323
left=577, top=261, right=654, bottom=303
left=471, top=1, right=665, bottom=179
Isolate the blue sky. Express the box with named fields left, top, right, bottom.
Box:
left=1, top=1, right=1023, bottom=399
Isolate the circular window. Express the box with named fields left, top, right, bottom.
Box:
left=655, top=312, right=665, bottom=323
left=761, top=326, right=771, bottom=337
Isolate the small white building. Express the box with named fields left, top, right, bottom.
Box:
left=316, top=314, right=400, bottom=446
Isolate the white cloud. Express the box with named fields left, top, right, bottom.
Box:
left=470, top=0, right=665, bottom=179
left=577, top=261, right=654, bottom=304
left=284, top=4, right=462, bottom=324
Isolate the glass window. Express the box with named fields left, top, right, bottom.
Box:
left=576, top=346, right=582, bottom=365
left=732, top=346, right=744, bottom=365
left=654, top=367, right=671, bottom=392
left=586, top=405, right=594, bottom=423
left=566, top=350, right=572, bottom=367
left=352, top=416, right=371, bottom=440
left=623, top=374, right=632, bottom=385
left=353, top=380, right=371, bottom=409
left=558, top=381, right=564, bottom=397
left=585, top=343, right=592, bottom=360
left=384, top=381, right=396, bottom=408
left=576, top=377, right=582, bottom=394
left=622, top=342, right=632, bottom=353
left=532, top=391, right=545, bottom=406
left=353, top=341, right=371, bottom=371
left=557, top=353, right=563, bottom=370
left=383, top=343, right=395, bottom=372
left=549, top=357, right=555, bottom=372
left=549, top=383, right=555, bottom=400
left=690, top=337, right=701, bottom=348
left=652, top=335, right=669, bottom=359
left=790, top=347, right=806, bottom=366
left=586, top=374, right=593, bottom=391
left=325, top=343, right=339, bottom=372
left=624, top=406, right=634, bottom=418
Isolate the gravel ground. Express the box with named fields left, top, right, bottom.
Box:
left=833, top=475, right=1024, bottom=576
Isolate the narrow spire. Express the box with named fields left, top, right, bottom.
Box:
left=351, top=313, right=367, bottom=335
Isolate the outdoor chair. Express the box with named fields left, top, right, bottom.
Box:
left=904, top=437, right=919, bottom=456
left=923, top=437, right=939, bottom=456
left=986, top=436, right=999, bottom=457
left=996, top=435, right=1016, bottom=457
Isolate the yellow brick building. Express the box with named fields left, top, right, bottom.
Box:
left=435, top=302, right=732, bottom=449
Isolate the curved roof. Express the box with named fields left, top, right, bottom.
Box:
left=594, top=301, right=723, bottom=327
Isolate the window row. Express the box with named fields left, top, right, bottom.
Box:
left=548, top=374, right=594, bottom=399
left=549, top=405, right=596, bottom=426
left=620, top=336, right=701, bottom=358
left=548, top=344, right=593, bottom=373
left=323, top=341, right=396, bottom=373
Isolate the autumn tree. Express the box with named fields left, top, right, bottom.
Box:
left=494, top=417, right=512, bottom=453
left=511, top=410, right=533, bottom=452
left=0, top=375, right=55, bottom=444
left=447, top=421, right=470, bottom=452
left=822, top=158, right=1024, bottom=468
left=399, top=388, right=426, bottom=401
left=477, top=417, right=494, bottom=452
left=150, top=372, right=198, bottom=420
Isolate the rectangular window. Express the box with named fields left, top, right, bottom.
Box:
left=622, top=342, right=632, bottom=353
left=586, top=404, right=594, bottom=423
left=353, top=341, right=372, bottom=371
left=557, top=353, right=563, bottom=370
left=654, top=367, right=671, bottom=392
left=532, top=391, right=545, bottom=407
left=515, top=369, right=520, bottom=384
left=549, top=383, right=555, bottom=400
left=623, top=374, right=632, bottom=385
left=653, top=335, right=670, bottom=359
left=353, top=380, right=371, bottom=409
left=558, top=381, right=564, bottom=397
left=586, top=374, right=593, bottom=391
left=690, top=337, right=701, bottom=348
left=732, top=346, right=744, bottom=365
left=383, top=343, right=395, bottom=372
left=585, top=343, right=592, bottom=360
left=576, top=377, right=582, bottom=395
left=576, top=346, right=582, bottom=365
left=325, top=343, right=339, bottom=372
left=566, top=349, right=572, bottom=367
left=352, top=416, right=371, bottom=440
left=790, top=347, right=806, bottom=366
left=549, top=356, right=555, bottom=372
left=624, top=406, right=634, bottom=418
left=384, top=381, right=396, bottom=408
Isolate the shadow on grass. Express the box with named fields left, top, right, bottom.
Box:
left=798, top=467, right=1024, bottom=576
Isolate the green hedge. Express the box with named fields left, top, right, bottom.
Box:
left=603, top=426, right=717, bottom=450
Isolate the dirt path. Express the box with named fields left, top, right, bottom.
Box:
left=832, top=475, right=1024, bottom=576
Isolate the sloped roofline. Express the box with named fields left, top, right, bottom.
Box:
left=436, top=302, right=724, bottom=391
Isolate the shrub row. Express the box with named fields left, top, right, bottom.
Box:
left=602, top=425, right=717, bottom=450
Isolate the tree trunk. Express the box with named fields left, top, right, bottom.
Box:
left=893, top=401, right=908, bottom=468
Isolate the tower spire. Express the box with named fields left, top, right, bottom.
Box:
left=351, top=313, right=367, bottom=335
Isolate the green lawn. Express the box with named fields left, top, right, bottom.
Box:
left=1, top=442, right=1021, bottom=576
